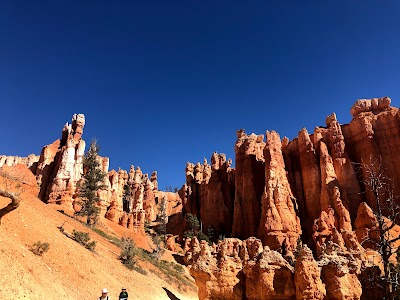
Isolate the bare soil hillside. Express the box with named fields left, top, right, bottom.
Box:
left=0, top=166, right=198, bottom=300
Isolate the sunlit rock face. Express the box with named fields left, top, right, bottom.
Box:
left=181, top=97, right=399, bottom=300
left=1, top=113, right=178, bottom=235
left=179, top=152, right=235, bottom=240
left=36, top=113, right=86, bottom=206
left=180, top=97, right=399, bottom=249
left=0, top=154, right=40, bottom=171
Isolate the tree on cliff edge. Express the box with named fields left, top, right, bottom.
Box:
left=75, top=139, right=107, bottom=226
left=360, top=156, right=400, bottom=300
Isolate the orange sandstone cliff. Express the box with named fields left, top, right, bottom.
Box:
left=178, top=97, right=400, bottom=300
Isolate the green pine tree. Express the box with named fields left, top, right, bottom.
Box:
left=75, top=139, right=107, bottom=226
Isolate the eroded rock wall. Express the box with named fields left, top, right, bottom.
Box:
left=182, top=97, right=399, bottom=299
left=185, top=237, right=364, bottom=300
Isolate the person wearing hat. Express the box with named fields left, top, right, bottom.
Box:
left=99, top=288, right=110, bottom=300
left=119, top=288, right=128, bottom=300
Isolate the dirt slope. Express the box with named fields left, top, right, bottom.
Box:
left=0, top=170, right=198, bottom=300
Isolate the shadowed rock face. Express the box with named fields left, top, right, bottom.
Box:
left=294, top=245, right=326, bottom=300
left=180, top=97, right=400, bottom=251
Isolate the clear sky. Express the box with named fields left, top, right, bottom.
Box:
left=1, top=1, right=400, bottom=190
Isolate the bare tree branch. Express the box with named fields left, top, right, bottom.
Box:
left=0, top=189, right=21, bottom=224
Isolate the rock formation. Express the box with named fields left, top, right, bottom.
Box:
left=46, top=114, right=86, bottom=205
left=179, top=97, right=398, bottom=248
left=232, top=130, right=265, bottom=238
left=185, top=237, right=364, bottom=300
left=179, top=152, right=235, bottom=239
left=354, top=202, right=379, bottom=249
left=257, top=130, right=301, bottom=251
left=1, top=113, right=181, bottom=235
left=318, top=243, right=362, bottom=300
left=0, top=154, right=40, bottom=172
left=4, top=97, right=400, bottom=299
left=181, top=97, right=400, bottom=300
left=294, top=245, right=326, bottom=300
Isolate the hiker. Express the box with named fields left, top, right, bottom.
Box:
left=99, top=288, right=110, bottom=300
left=119, top=288, right=128, bottom=300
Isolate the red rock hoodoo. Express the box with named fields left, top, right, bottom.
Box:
left=3, top=97, right=400, bottom=300
left=178, top=97, right=400, bottom=299
left=1, top=113, right=181, bottom=235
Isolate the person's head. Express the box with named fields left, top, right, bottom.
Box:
left=122, top=288, right=126, bottom=291
left=102, top=288, right=108, bottom=296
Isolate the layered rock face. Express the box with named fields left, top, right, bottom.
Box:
left=180, top=97, right=398, bottom=247
left=3, top=114, right=181, bottom=234
left=232, top=130, right=265, bottom=239
left=294, top=245, right=326, bottom=300
left=45, top=114, right=86, bottom=205
left=182, top=97, right=400, bottom=299
left=0, top=154, right=40, bottom=172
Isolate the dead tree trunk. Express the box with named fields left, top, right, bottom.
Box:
left=0, top=188, right=21, bottom=224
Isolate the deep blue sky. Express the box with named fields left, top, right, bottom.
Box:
left=1, top=1, right=400, bottom=190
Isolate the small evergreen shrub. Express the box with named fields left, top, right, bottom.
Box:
left=30, top=241, right=50, bottom=256
left=72, top=230, right=96, bottom=251
left=183, top=213, right=210, bottom=243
